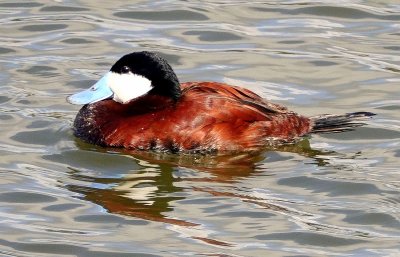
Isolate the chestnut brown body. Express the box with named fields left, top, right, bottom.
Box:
left=74, top=82, right=312, bottom=153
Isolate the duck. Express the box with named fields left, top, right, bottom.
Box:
left=67, top=51, right=374, bottom=153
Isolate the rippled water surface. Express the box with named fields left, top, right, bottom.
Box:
left=1, top=1, right=400, bottom=256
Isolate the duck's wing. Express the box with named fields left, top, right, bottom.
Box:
left=175, top=82, right=311, bottom=150
left=181, top=82, right=289, bottom=114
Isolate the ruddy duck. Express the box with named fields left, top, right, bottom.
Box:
left=67, top=51, right=374, bottom=153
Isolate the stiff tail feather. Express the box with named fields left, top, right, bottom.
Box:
left=310, top=111, right=375, bottom=133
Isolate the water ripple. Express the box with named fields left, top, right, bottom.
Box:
left=0, top=0, right=399, bottom=256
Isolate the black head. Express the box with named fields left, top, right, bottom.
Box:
left=110, top=51, right=181, bottom=101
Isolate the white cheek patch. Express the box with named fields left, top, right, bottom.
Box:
left=107, top=71, right=152, bottom=104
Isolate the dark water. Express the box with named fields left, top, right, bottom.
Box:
left=1, top=1, right=400, bottom=256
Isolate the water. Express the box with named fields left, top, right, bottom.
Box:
left=0, top=1, right=399, bottom=256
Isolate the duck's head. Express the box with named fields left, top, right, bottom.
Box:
left=67, top=51, right=181, bottom=105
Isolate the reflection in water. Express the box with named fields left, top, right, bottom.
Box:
left=66, top=139, right=335, bottom=246
left=67, top=166, right=196, bottom=226
left=124, top=138, right=331, bottom=181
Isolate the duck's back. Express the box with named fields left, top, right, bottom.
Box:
left=73, top=82, right=312, bottom=152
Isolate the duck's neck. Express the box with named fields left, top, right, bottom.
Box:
left=123, top=94, right=176, bottom=115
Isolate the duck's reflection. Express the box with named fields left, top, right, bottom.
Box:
left=67, top=139, right=333, bottom=246
left=67, top=161, right=196, bottom=226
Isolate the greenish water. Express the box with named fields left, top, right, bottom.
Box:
left=0, top=1, right=399, bottom=256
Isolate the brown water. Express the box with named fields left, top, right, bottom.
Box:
left=1, top=1, right=400, bottom=256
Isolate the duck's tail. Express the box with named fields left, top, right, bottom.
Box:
left=310, top=111, right=375, bottom=134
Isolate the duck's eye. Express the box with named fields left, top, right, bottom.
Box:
left=121, top=66, right=131, bottom=74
